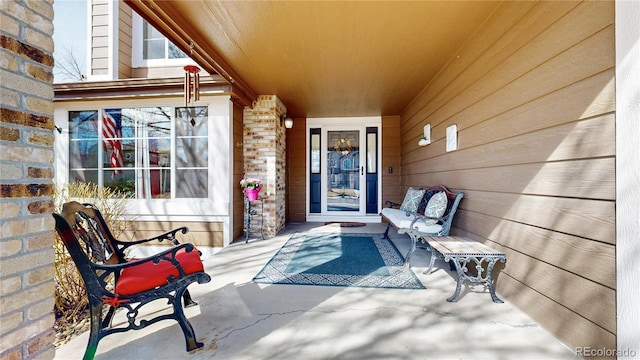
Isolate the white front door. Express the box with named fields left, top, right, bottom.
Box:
left=307, top=117, right=381, bottom=223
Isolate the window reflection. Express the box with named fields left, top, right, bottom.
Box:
left=327, top=130, right=360, bottom=212
left=175, top=107, right=208, bottom=198
left=67, top=106, right=208, bottom=199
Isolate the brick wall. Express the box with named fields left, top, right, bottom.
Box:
left=243, top=95, right=287, bottom=237
left=1, top=1, right=56, bottom=359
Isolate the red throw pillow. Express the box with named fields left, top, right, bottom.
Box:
left=115, top=248, right=204, bottom=296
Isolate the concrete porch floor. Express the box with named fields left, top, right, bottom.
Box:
left=54, top=222, right=577, bottom=359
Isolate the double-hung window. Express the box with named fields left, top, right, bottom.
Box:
left=142, top=20, right=188, bottom=61
left=132, top=15, right=191, bottom=68
left=68, top=106, right=209, bottom=199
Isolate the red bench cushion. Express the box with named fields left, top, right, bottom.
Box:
left=115, top=248, right=204, bottom=296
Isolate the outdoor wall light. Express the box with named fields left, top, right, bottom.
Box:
left=418, top=124, right=431, bottom=146
left=284, top=117, right=294, bottom=129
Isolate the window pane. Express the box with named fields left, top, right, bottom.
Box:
left=69, top=111, right=99, bottom=182
left=70, top=169, right=97, bottom=184
left=143, top=21, right=164, bottom=40
left=175, top=107, right=208, bottom=198
left=101, top=109, right=125, bottom=180
left=142, top=21, right=165, bottom=59
left=120, top=139, right=135, bottom=167
left=176, top=139, right=208, bottom=167
left=122, top=107, right=172, bottom=199
left=367, top=133, right=377, bottom=173
left=168, top=42, right=188, bottom=59
left=176, top=169, right=207, bottom=198
left=311, top=133, right=320, bottom=174
left=144, top=39, right=165, bottom=59
left=149, top=139, right=171, bottom=168
left=70, top=140, right=98, bottom=169
left=69, top=111, right=98, bottom=139
left=146, top=138, right=171, bottom=199
left=104, top=169, right=135, bottom=197
left=176, top=107, right=208, bottom=136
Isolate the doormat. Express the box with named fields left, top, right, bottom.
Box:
left=324, top=222, right=367, bottom=227
left=252, top=233, right=424, bottom=289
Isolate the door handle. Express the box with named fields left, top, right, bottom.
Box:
left=361, top=166, right=364, bottom=175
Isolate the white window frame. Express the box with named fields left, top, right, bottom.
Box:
left=54, top=96, right=233, bottom=224
left=131, top=13, right=195, bottom=68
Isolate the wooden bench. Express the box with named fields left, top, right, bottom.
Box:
left=53, top=202, right=211, bottom=360
left=422, top=236, right=506, bottom=303
left=380, top=185, right=464, bottom=268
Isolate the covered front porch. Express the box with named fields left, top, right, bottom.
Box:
left=54, top=222, right=575, bottom=359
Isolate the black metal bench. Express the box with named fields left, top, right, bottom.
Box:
left=52, top=202, right=211, bottom=360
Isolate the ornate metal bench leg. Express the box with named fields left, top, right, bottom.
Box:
left=85, top=303, right=103, bottom=360
left=424, top=244, right=438, bottom=275
left=182, top=289, right=197, bottom=307
left=486, top=258, right=505, bottom=303
left=174, top=289, right=204, bottom=351
left=446, top=257, right=465, bottom=302
left=101, top=306, right=116, bottom=328
left=403, top=233, right=418, bottom=269
left=383, top=223, right=392, bottom=240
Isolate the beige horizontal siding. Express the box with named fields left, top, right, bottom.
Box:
left=118, top=1, right=132, bottom=79
left=286, top=117, right=307, bottom=223
left=399, top=0, right=615, bottom=351
left=381, top=115, right=403, bottom=204
left=90, top=1, right=109, bottom=76
left=122, top=220, right=224, bottom=248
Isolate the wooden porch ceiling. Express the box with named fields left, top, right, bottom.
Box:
left=124, top=0, right=501, bottom=118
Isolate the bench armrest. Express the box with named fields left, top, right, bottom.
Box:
left=384, top=200, right=402, bottom=209
left=112, top=227, right=189, bottom=250
left=408, top=213, right=445, bottom=229
left=93, top=243, right=196, bottom=271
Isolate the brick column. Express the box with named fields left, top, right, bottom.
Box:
left=243, top=95, right=287, bottom=237
left=0, top=1, right=56, bottom=359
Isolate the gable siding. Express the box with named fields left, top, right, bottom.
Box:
left=117, top=1, right=132, bottom=79
left=90, top=0, right=109, bottom=76
left=400, top=1, right=615, bottom=351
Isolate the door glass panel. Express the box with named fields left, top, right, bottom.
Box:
left=367, top=132, right=377, bottom=173
left=311, top=133, right=320, bottom=173
left=327, top=130, right=360, bottom=212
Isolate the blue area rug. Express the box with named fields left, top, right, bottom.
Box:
left=252, top=233, right=425, bottom=289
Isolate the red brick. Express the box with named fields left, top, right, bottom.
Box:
left=26, top=329, right=54, bottom=356
left=0, top=126, right=20, bottom=142
left=26, top=168, right=53, bottom=180
left=0, top=35, right=54, bottom=67
left=0, top=347, right=22, bottom=360
left=0, top=184, right=54, bottom=198
left=0, top=108, right=54, bottom=131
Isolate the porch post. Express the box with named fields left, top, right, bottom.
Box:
left=243, top=95, right=288, bottom=237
